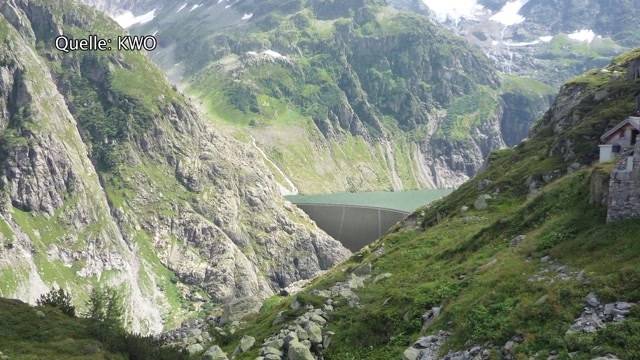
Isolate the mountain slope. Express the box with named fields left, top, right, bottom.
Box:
left=0, top=298, right=186, bottom=359
left=415, top=0, right=639, bottom=87
left=81, top=0, right=555, bottom=192
left=0, top=0, right=349, bottom=334
left=205, top=49, right=640, bottom=359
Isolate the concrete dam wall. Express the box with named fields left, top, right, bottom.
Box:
left=294, top=204, right=409, bottom=251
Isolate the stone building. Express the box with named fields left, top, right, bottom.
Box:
left=599, top=117, right=640, bottom=163
left=602, top=116, right=640, bottom=222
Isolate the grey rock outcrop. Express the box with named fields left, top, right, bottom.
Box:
left=567, top=293, right=635, bottom=334
left=202, top=345, right=228, bottom=360
left=187, top=343, right=204, bottom=355
left=510, top=235, right=526, bottom=247
left=403, top=331, right=449, bottom=360
left=474, top=194, right=492, bottom=210
left=0, top=1, right=350, bottom=335
left=257, top=272, right=370, bottom=360
left=421, top=306, right=441, bottom=331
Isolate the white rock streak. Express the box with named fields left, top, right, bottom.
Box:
left=250, top=136, right=299, bottom=196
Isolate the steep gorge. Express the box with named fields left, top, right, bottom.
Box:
left=80, top=0, right=555, bottom=193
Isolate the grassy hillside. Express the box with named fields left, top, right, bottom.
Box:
left=206, top=49, right=640, bottom=359
left=0, top=298, right=185, bottom=360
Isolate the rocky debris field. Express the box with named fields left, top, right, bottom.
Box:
left=160, top=316, right=222, bottom=350
left=257, top=270, right=371, bottom=360
left=567, top=293, right=635, bottom=334
left=258, top=306, right=330, bottom=360
left=401, top=261, right=635, bottom=360
left=403, top=330, right=497, bottom=360
left=527, top=256, right=588, bottom=284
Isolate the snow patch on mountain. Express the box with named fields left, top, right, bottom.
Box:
left=489, top=0, right=529, bottom=26
left=420, top=0, right=485, bottom=22
left=568, top=29, right=598, bottom=43
left=113, top=9, right=156, bottom=28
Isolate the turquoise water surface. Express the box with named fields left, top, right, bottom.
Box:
left=286, top=189, right=453, bottom=213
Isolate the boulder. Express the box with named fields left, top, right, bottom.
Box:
left=263, top=338, right=284, bottom=349
left=421, top=306, right=441, bottom=330
left=296, top=326, right=309, bottom=340
left=287, top=339, right=314, bottom=360
left=585, top=293, right=600, bottom=308
left=262, top=347, right=283, bottom=357
left=323, top=331, right=334, bottom=350
left=414, top=336, right=438, bottom=349
left=477, top=179, right=493, bottom=191
left=305, top=322, right=323, bottom=344
left=403, top=347, right=422, bottom=360
left=187, top=343, right=204, bottom=355
left=510, top=235, right=526, bottom=247
left=309, top=314, right=327, bottom=326
left=373, top=272, right=392, bottom=283
left=474, top=194, right=491, bottom=210
left=238, top=335, right=255, bottom=353
left=202, top=345, right=228, bottom=360
left=284, top=332, right=298, bottom=344
left=347, top=274, right=365, bottom=289
left=592, top=355, right=620, bottom=360
left=290, top=299, right=302, bottom=311
left=353, top=263, right=372, bottom=276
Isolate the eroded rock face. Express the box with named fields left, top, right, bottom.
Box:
left=0, top=1, right=349, bottom=334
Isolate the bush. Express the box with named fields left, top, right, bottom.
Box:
left=81, top=286, right=189, bottom=358
left=36, top=288, right=75, bottom=317
left=84, top=287, right=124, bottom=341
left=121, top=334, right=188, bottom=360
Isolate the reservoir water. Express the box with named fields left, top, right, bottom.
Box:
left=286, top=189, right=452, bottom=251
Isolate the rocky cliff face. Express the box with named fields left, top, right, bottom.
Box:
left=0, top=0, right=349, bottom=334
left=77, top=0, right=552, bottom=192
